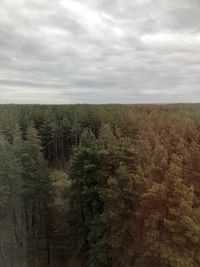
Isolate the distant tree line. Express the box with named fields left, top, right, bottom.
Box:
left=0, top=104, right=200, bottom=267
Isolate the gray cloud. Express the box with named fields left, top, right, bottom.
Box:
left=0, top=0, right=200, bottom=104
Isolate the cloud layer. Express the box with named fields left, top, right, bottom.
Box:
left=0, top=0, right=200, bottom=103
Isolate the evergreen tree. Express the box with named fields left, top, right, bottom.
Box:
left=0, top=132, right=24, bottom=266
left=68, top=128, right=109, bottom=267
left=138, top=155, right=200, bottom=267
left=20, top=122, right=53, bottom=265
left=105, top=164, right=135, bottom=267
left=68, top=125, right=137, bottom=267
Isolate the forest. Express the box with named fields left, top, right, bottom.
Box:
left=0, top=104, right=200, bottom=267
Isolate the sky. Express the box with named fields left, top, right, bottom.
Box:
left=0, top=0, right=200, bottom=104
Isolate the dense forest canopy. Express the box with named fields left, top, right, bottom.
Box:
left=0, top=104, right=200, bottom=267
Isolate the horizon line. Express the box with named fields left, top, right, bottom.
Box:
left=0, top=102, right=200, bottom=106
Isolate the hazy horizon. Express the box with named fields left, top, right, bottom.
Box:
left=1, top=0, right=200, bottom=104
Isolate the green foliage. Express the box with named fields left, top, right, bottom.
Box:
left=21, top=123, right=51, bottom=200
left=68, top=125, right=137, bottom=267
left=68, top=128, right=108, bottom=267
left=137, top=155, right=200, bottom=267
left=0, top=104, right=200, bottom=266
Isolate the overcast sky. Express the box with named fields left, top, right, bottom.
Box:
left=0, top=0, right=200, bottom=104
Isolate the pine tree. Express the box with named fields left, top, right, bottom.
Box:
left=139, top=154, right=200, bottom=267
left=21, top=122, right=53, bottom=265
left=68, top=125, right=137, bottom=267
left=105, top=164, right=136, bottom=267
left=0, top=132, right=24, bottom=266
left=68, top=128, right=110, bottom=267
